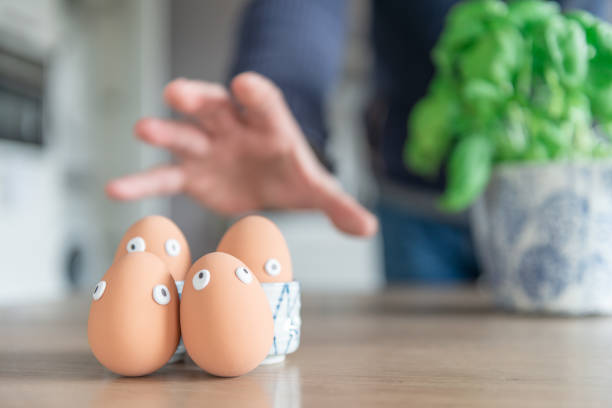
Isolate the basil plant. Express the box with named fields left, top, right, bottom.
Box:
left=405, top=0, right=612, bottom=210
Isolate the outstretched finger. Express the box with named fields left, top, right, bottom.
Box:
left=164, top=78, right=238, bottom=130
left=315, top=183, right=379, bottom=237
left=135, top=118, right=210, bottom=158
left=105, top=165, right=186, bottom=201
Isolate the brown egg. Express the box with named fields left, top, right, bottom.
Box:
left=217, top=215, right=293, bottom=283
left=88, top=252, right=180, bottom=376
left=180, top=252, right=274, bottom=377
left=114, top=215, right=191, bottom=281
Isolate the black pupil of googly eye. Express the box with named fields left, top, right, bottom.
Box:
left=161, top=288, right=167, bottom=297
left=94, top=286, right=98, bottom=293
left=198, top=272, right=204, bottom=279
left=131, top=244, right=135, bottom=250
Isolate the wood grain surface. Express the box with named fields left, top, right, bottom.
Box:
left=1, top=287, right=611, bottom=407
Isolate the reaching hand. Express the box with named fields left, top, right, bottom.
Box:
left=105, top=72, right=378, bottom=237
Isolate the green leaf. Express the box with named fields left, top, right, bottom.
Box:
left=544, top=17, right=588, bottom=88
left=458, top=22, right=523, bottom=90
left=440, top=134, right=494, bottom=211
left=434, top=0, right=507, bottom=76
left=462, top=79, right=505, bottom=123
left=405, top=83, right=458, bottom=175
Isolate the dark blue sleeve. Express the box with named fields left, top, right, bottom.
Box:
left=560, top=0, right=609, bottom=16
left=229, top=0, right=348, bottom=162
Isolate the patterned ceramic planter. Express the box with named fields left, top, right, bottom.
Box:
left=471, top=161, right=612, bottom=315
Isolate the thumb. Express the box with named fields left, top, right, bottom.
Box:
left=232, top=71, right=379, bottom=237
left=315, top=182, right=379, bottom=237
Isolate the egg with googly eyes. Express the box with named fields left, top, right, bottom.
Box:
left=217, top=215, right=293, bottom=283
left=87, top=252, right=180, bottom=376
left=114, top=215, right=191, bottom=281
left=180, top=252, right=274, bottom=377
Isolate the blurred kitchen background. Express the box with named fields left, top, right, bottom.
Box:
left=0, top=0, right=382, bottom=304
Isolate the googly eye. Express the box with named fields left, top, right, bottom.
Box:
left=165, top=239, right=181, bottom=257
left=152, top=284, right=171, bottom=305
left=235, top=266, right=253, bottom=285
left=264, top=258, right=282, bottom=276
left=92, top=281, right=106, bottom=301
left=126, top=236, right=146, bottom=253
left=192, top=269, right=210, bottom=291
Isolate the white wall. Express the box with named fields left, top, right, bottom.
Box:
left=0, top=0, right=66, bottom=303
left=0, top=0, right=173, bottom=303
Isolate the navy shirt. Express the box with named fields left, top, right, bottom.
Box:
left=230, top=0, right=608, bottom=191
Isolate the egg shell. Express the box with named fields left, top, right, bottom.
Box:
left=180, top=252, right=274, bottom=377
left=114, top=215, right=191, bottom=281
left=88, top=252, right=180, bottom=376
left=217, top=215, right=293, bottom=283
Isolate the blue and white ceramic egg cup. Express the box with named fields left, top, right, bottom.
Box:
left=261, top=281, right=301, bottom=364
left=169, top=280, right=301, bottom=364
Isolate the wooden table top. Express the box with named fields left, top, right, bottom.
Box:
left=2, top=286, right=611, bottom=407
